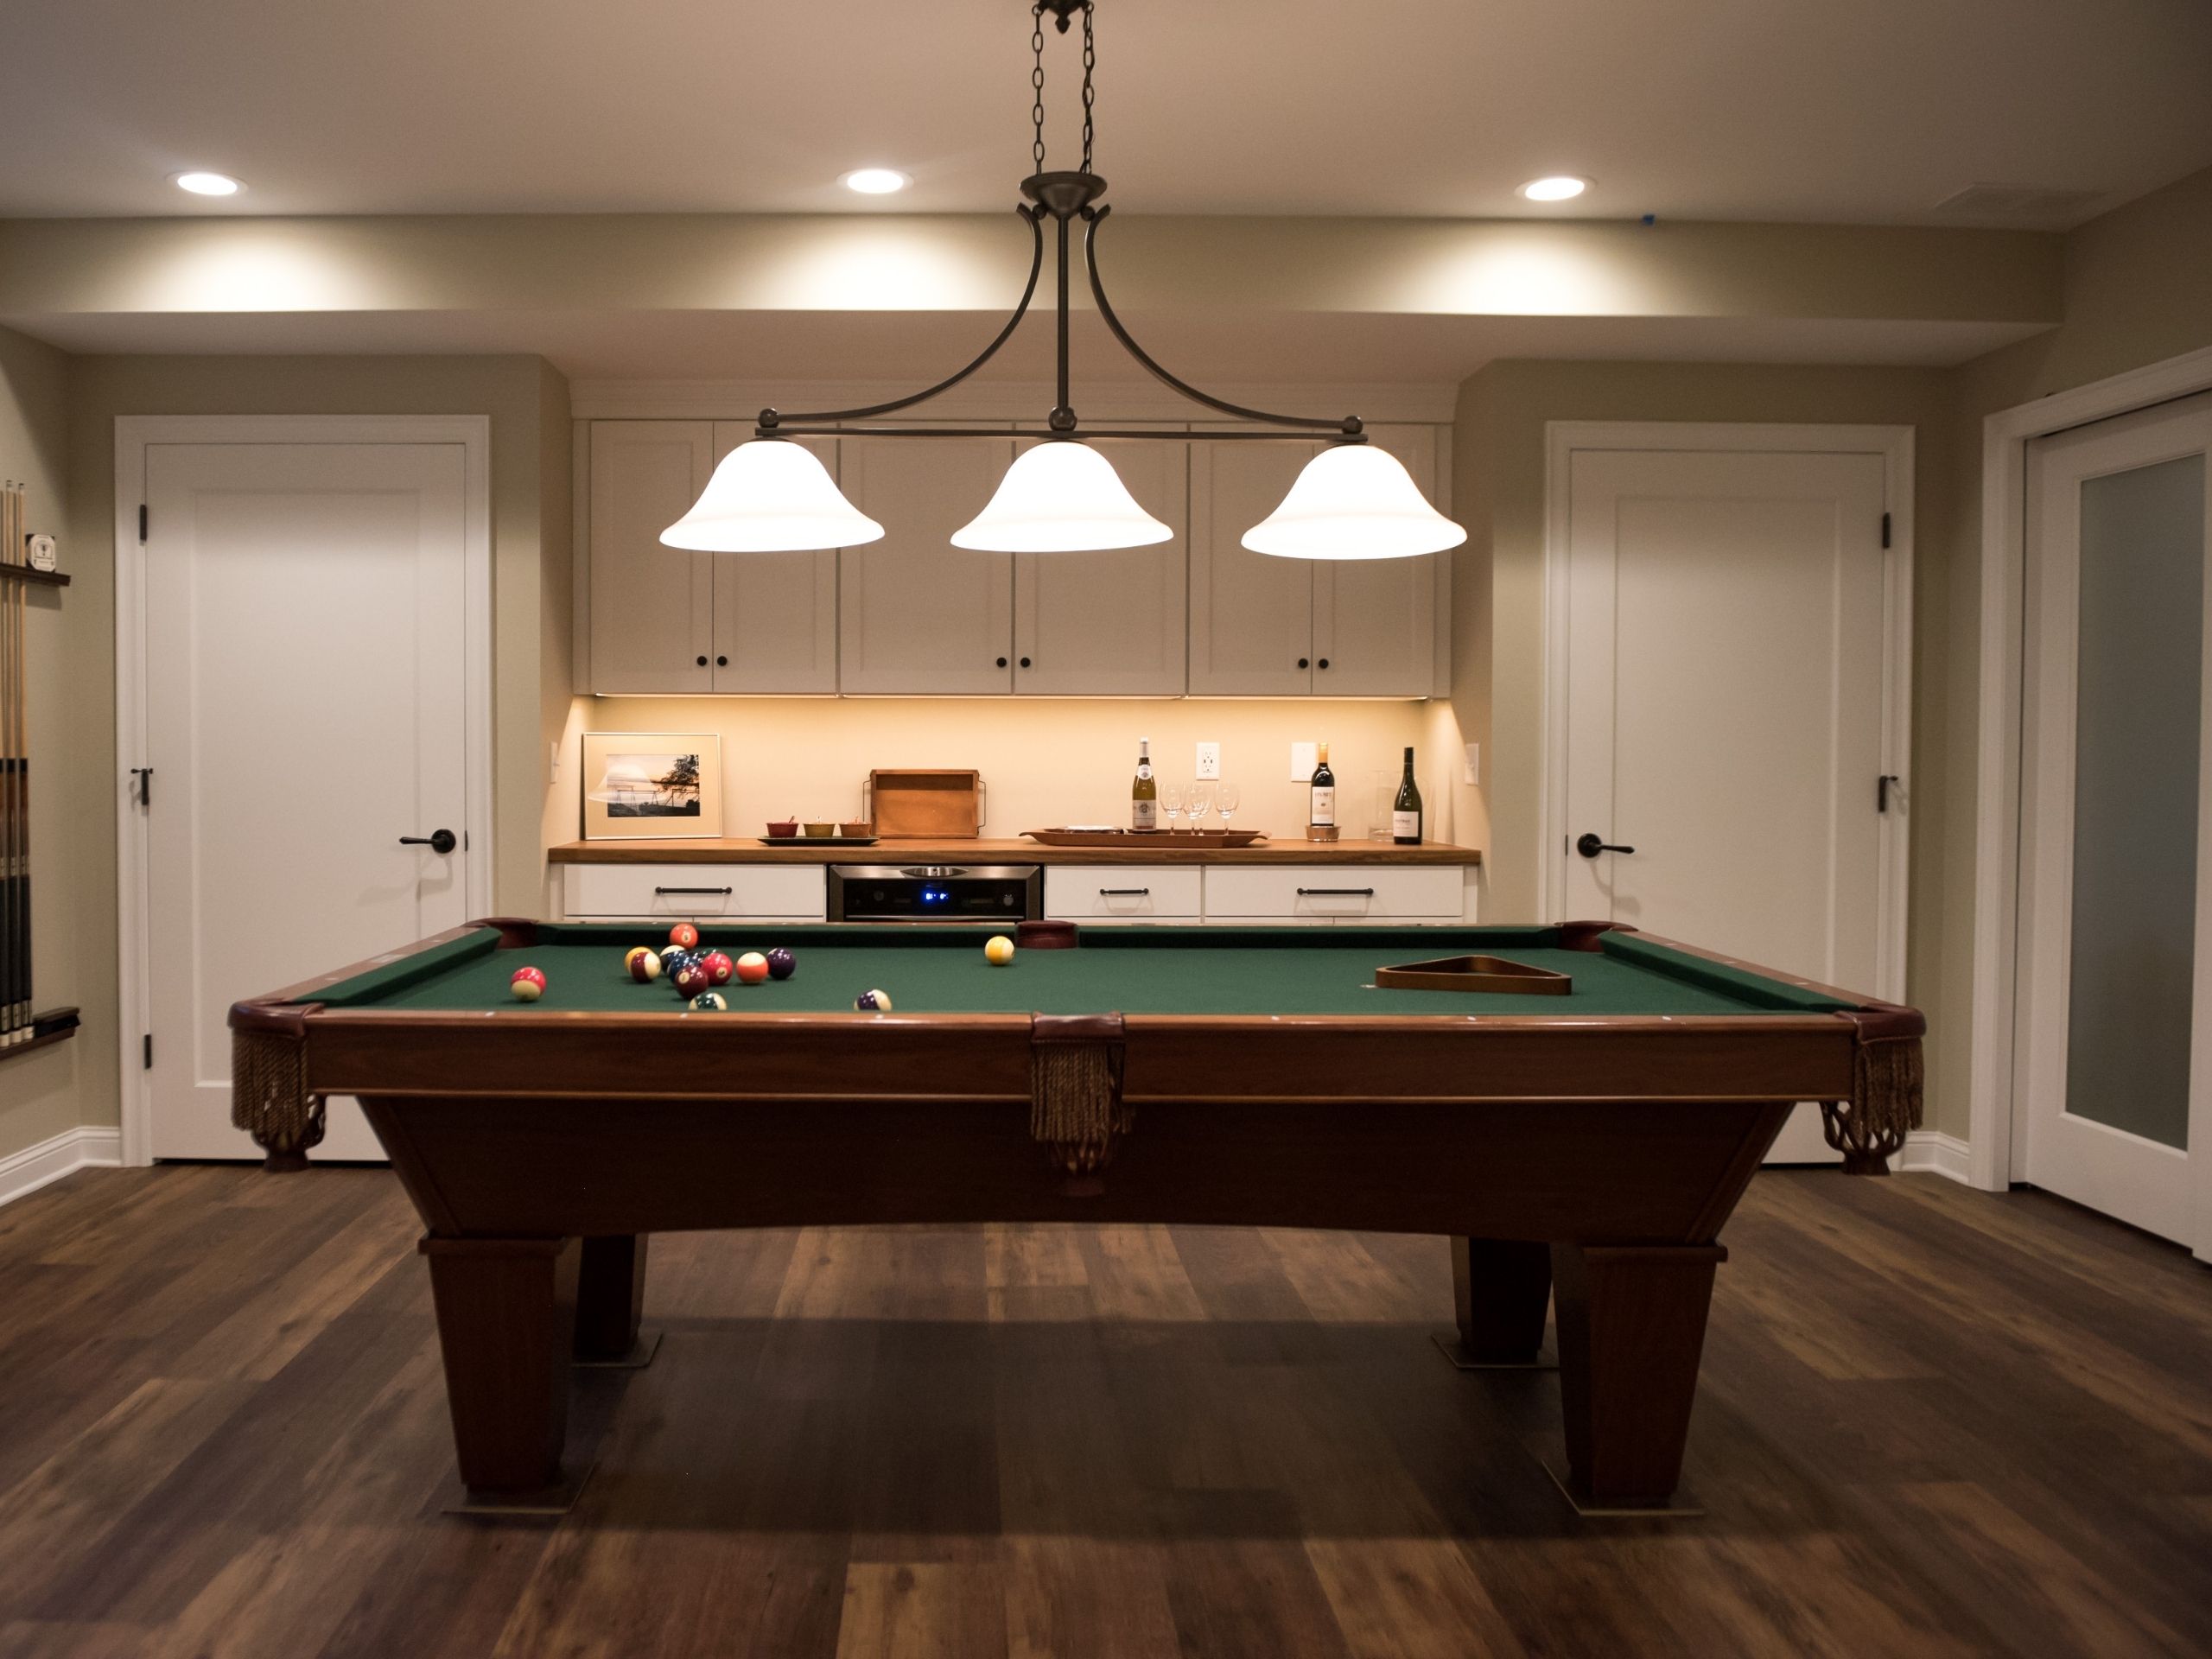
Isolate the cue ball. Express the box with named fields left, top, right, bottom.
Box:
left=985, top=934, right=1015, bottom=965
left=688, top=991, right=727, bottom=1012
left=734, top=951, right=770, bottom=985
left=672, top=960, right=711, bottom=997
left=702, top=950, right=734, bottom=985
left=854, top=988, right=893, bottom=1012
left=766, top=947, right=796, bottom=980
left=510, top=966, right=546, bottom=1001
left=668, top=923, right=700, bottom=950
left=626, top=948, right=662, bottom=983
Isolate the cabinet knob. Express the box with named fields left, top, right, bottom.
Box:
left=696, top=655, right=708, bottom=667
left=1298, top=657, right=1310, bottom=669
left=1318, top=658, right=1330, bottom=670
left=996, top=656, right=1008, bottom=668
left=1019, top=656, right=1032, bottom=669
left=715, top=655, right=728, bottom=667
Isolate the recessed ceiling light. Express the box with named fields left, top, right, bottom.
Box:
left=1518, top=175, right=1588, bottom=203
left=173, top=171, right=244, bottom=197
left=841, top=168, right=910, bottom=196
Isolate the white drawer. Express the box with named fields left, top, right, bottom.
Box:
left=562, top=862, right=826, bottom=919
left=1201, top=865, right=1464, bottom=922
left=1045, top=865, right=1204, bottom=920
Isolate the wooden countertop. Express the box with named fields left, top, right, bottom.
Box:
left=549, top=836, right=1481, bottom=867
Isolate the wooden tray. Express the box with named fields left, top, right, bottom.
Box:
left=1024, top=828, right=1268, bottom=849
left=868, top=769, right=981, bottom=839
left=1372, top=955, right=1573, bottom=995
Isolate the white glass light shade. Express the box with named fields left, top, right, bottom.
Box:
left=660, top=440, right=885, bottom=552
left=950, top=441, right=1173, bottom=552
left=1241, top=442, right=1468, bottom=560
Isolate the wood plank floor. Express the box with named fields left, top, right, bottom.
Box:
left=0, top=1165, right=2207, bottom=1658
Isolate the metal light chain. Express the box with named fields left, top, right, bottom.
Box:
left=1080, top=2, right=1096, bottom=175
left=1030, top=4, right=1047, bottom=173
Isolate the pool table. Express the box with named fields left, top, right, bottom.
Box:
left=230, top=918, right=1923, bottom=1512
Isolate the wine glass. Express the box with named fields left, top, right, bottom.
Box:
left=1215, top=782, right=1241, bottom=832
left=1160, top=782, right=1184, bottom=832
left=1187, top=781, right=1214, bottom=832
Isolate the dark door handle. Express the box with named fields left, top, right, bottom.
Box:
left=1576, top=833, right=1634, bottom=858
left=400, top=829, right=458, bottom=855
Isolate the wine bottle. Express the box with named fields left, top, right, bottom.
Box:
left=1392, top=747, right=1424, bottom=845
left=1309, top=741, right=1335, bottom=830
left=1132, top=738, right=1158, bottom=831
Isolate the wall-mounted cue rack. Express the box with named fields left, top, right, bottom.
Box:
left=1, top=479, right=78, bottom=1060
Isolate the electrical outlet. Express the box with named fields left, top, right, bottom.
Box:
left=1195, top=742, right=1221, bottom=779
left=1463, top=742, right=1480, bottom=785
left=1290, top=741, right=1317, bottom=780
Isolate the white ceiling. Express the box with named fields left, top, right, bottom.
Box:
left=3, top=0, right=2209, bottom=226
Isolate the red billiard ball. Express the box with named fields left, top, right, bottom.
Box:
left=734, top=951, right=770, bottom=985
left=671, top=959, right=711, bottom=997
left=702, top=950, right=734, bottom=985
left=668, top=922, right=700, bottom=951
left=510, top=965, right=546, bottom=1001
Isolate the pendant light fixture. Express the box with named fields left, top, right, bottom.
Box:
left=664, top=0, right=1465, bottom=561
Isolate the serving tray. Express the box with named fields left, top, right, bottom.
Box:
left=1023, top=828, right=1268, bottom=849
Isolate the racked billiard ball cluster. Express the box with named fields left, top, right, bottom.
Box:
left=608, top=926, right=798, bottom=1011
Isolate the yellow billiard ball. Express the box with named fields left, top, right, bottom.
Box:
left=984, top=935, right=1016, bottom=966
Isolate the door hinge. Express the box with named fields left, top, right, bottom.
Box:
left=143, top=1033, right=153, bottom=1070
left=138, top=504, right=148, bottom=543
left=1880, top=511, right=1891, bottom=550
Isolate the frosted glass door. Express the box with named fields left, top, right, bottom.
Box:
left=2019, top=392, right=2212, bottom=1251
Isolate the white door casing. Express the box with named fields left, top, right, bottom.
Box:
left=2014, top=395, right=2212, bottom=1245
left=1545, top=424, right=1913, bottom=1164
left=116, top=417, right=493, bottom=1166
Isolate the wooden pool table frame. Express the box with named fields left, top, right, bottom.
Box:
left=231, top=918, right=1923, bottom=1514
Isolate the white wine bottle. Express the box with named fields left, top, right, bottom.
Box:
left=1309, top=741, right=1335, bottom=830
left=1392, top=747, right=1424, bottom=845
left=1132, top=738, right=1158, bottom=830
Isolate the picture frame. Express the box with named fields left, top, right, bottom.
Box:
left=582, top=733, right=722, bottom=840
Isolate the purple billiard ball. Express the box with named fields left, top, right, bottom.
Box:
left=766, top=947, right=796, bottom=981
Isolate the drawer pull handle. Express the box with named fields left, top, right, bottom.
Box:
left=1097, top=887, right=1151, bottom=897
left=1296, top=887, right=1376, bottom=897
left=654, top=886, right=734, bottom=896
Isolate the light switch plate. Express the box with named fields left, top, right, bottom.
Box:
left=1464, top=742, right=1480, bottom=785
left=1290, top=741, right=1318, bottom=780
left=1195, top=742, right=1221, bottom=779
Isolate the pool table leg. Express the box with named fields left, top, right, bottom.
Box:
left=420, top=1236, right=578, bottom=1497
left=1548, top=1242, right=1726, bottom=1510
left=574, top=1234, right=657, bottom=1366
left=1440, top=1236, right=1553, bottom=1366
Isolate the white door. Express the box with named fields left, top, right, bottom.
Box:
left=1188, top=440, right=1318, bottom=696
left=588, top=422, right=714, bottom=694
left=839, top=434, right=1016, bottom=695
left=2018, top=394, right=2212, bottom=1249
left=1314, top=425, right=1438, bottom=696
left=141, top=441, right=476, bottom=1160
left=1555, top=436, right=1904, bottom=1163
left=1013, top=435, right=1188, bottom=696
left=709, top=425, right=839, bottom=693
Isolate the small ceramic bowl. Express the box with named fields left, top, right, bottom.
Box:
left=839, top=820, right=871, bottom=837
left=803, top=821, right=837, bottom=838
left=766, top=819, right=798, bottom=838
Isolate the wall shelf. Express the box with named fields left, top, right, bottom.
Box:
left=0, top=565, right=68, bottom=589
left=0, top=1008, right=79, bottom=1064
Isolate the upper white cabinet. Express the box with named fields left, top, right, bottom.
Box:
left=708, top=424, right=838, bottom=694
left=839, top=434, right=1016, bottom=696
left=589, top=422, right=715, bottom=694
left=1189, top=424, right=1438, bottom=698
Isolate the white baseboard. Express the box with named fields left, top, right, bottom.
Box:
left=0, top=1125, right=124, bottom=1208
left=1898, top=1129, right=1972, bottom=1184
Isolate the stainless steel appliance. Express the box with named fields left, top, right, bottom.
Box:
left=828, top=864, right=1042, bottom=923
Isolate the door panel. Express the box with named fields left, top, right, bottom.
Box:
left=2019, top=394, right=2212, bottom=1246
left=588, top=422, right=713, bottom=694
left=707, top=425, right=839, bottom=693
left=1560, top=444, right=1895, bottom=1163
left=1188, top=440, right=1317, bottom=696
left=144, top=442, right=473, bottom=1160
left=1313, top=425, right=1439, bottom=696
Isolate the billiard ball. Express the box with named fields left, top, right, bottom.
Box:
left=660, top=947, right=695, bottom=978
left=668, top=922, right=700, bottom=951
left=626, top=948, right=662, bottom=983
left=672, top=960, right=712, bottom=997
left=734, top=951, right=770, bottom=985
left=702, top=950, right=734, bottom=985
left=688, top=991, right=727, bottom=1012
left=766, top=947, right=796, bottom=981
left=984, top=934, right=1015, bottom=966
left=510, top=966, right=546, bottom=1001
left=854, top=988, right=893, bottom=1012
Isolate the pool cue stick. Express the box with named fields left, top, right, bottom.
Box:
left=2, top=480, right=16, bottom=1042
left=12, top=480, right=25, bottom=1044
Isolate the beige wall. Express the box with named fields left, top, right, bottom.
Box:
left=0, top=323, right=82, bottom=1162
left=561, top=696, right=1444, bottom=849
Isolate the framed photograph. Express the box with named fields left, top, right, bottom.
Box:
left=582, top=733, right=722, bottom=840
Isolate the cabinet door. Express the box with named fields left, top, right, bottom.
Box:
left=839, top=435, right=1016, bottom=695
left=1189, top=440, right=1318, bottom=696
left=588, top=422, right=714, bottom=694
left=1014, top=437, right=1188, bottom=696
left=707, top=424, right=839, bottom=694
left=1313, top=424, right=1440, bottom=696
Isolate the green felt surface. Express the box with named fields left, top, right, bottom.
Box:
left=299, top=925, right=1855, bottom=1020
